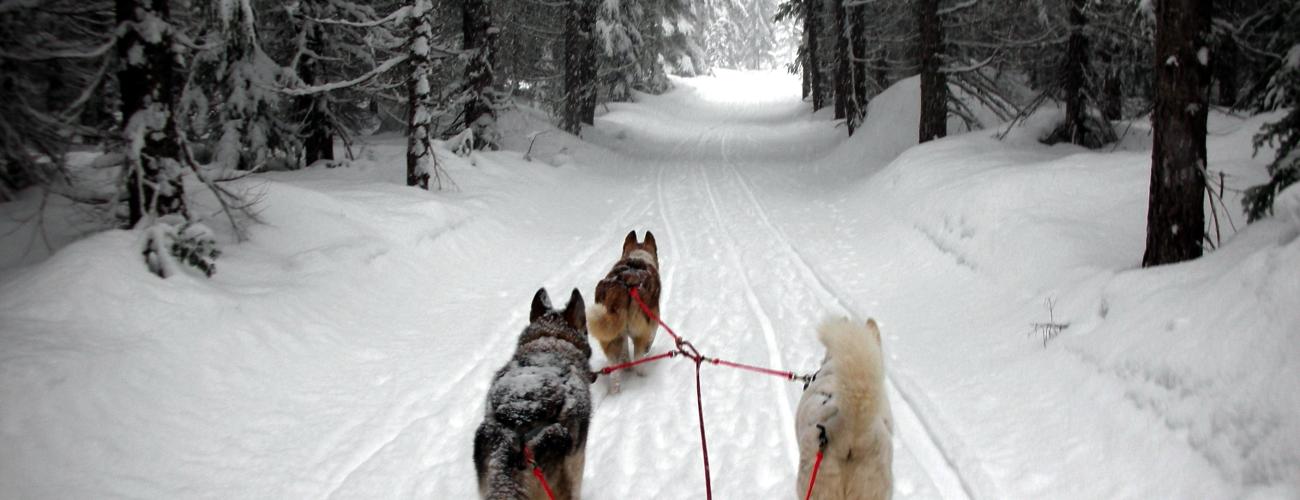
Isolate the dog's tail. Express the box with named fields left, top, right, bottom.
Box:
left=588, top=281, right=629, bottom=344
left=476, top=424, right=529, bottom=500
left=817, top=317, right=888, bottom=438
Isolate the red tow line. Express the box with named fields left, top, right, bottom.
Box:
left=629, top=287, right=713, bottom=500
left=620, top=286, right=815, bottom=500
left=804, top=450, right=824, bottom=500
left=523, top=446, right=557, bottom=500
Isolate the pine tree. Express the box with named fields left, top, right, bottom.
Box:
left=833, top=0, right=849, bottom=121
left=193, top=0, right=297, bottom=171
left=265, top=0, right=395, bottom=166
left=1143, top=0, right=1212, bottom=266
left=806, top=0, right=825, bottom=110
left=699, top=0, right=779, bottom=70
left=1241, top=2, right=1299, bottom=221
left=462, top=0, right=498, bottom=149
left=596, top=0, right=645, bottom=102
left=117, top=0, right=188, bottom=226
left=562, top=0, right=600, bottom=135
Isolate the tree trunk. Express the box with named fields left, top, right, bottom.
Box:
left=873, top=50, right=888, bottom=91
left=801, top=43, right=811, bottom=99
left=1213, top=38, right=1237, bottom=107
left=116, top=0, right=186, bottom=227
left=1061, top=0, right=1089, bottom=145
left=850, top=3, right=867, bottom=130
left=462, top=0, right=496, bottom=145
left=296, top=18, right=333, bottom=166
left=807, top=0, right=825, bottom=111
left=1143, top=0, right=1211, bottom=266
left=1102, top=64, right=1123, bottom=121
left=407, top=0, right=433, bottom=189
left=562, top=0, right=599, bottom=135
left=833, top=0, right=848, bottom=121
left=917, top=0, right=946, bottom=143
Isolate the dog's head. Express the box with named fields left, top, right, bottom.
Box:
left=526, top=287, right=590, bottom=356
left=621, top=230, right=659, bottom=267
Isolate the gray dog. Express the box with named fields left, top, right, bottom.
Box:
left=474, top=288, right=595, bottom=500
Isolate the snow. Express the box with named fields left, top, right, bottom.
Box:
left=2, top=71, right=1298, bottom=499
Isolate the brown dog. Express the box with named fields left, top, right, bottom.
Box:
left=587, top=230, right=661, bottom=393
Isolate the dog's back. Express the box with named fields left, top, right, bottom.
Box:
left=475, top=289, right=594, bottom=500
left=796, top=318, right=893, bottom=500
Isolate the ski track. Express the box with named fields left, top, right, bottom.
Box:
left=706, top=121, right=978, bottom=500
left=591, top=108, right=980, bottom=498
left=696, top=153, right=800, bottom=470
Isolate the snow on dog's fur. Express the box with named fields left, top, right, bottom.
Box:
left=796, top=317, right=893, bottom=500
left=474, top=288, right=594, bottom=500
left=588, top=230, right=660, bottom=393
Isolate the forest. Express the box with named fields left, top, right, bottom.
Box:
left=1, top=0, right=1296, bottom=274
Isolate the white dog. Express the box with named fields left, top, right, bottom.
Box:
left=795, top=318, right=893, bottom=500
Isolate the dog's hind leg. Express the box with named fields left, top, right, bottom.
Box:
left=601, top=335, right=630, bottom=394
left=552, top=450, right=586, bottom=500
left=628, top=312, right=659, bottom=376
left=630, top=329, right=656, bottom=377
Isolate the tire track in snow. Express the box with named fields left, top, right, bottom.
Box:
left=717, top=156, right=980, bottom=500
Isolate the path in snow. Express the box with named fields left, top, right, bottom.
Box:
left=574, top=76, right=974, bottom=498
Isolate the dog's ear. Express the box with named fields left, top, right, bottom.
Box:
left=563, top=289, right=586, bottom=331
left=865, top=318, right=882, bottom=345
left=642, top=231, right=657, bottom=255
left=622, top=230, right=638, bottom=255
left=530, top=288, right=552, bottom=323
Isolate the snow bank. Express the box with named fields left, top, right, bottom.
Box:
left=848, top=100, right=1300, bottom=496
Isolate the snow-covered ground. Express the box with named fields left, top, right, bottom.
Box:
left=1, top=70, right=1297, bottom=499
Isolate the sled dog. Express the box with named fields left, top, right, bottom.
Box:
left=795, top=317, right=893, bottom=500
left=474, top=288, right=594, bottom=500
left=588, top=230, right=661, bottom=393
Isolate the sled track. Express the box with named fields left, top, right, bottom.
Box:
left=713, top=131, right=980, bottom=500
left=694, top=156, right=802, bottom=470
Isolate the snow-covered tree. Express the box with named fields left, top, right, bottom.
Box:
left=407, top=0, right=438, bottom=189
left=184, top=0, right=298, bottom=172
left=596, top=0, right=645, bottom=102
left=1241, top=3, right=1299, bottom=222
left=775, top=0, right=826, bottom=110
left=262, top=0, right=396, bottom=166
left=117, top=0, right=188, bottom=226
left=615, top=0, right=708, bottom=85
left=562, top=0, right=600, bottom=134
left=461, top=0, right=499, bottom=149
left=698, top=0, right=780, bottom=70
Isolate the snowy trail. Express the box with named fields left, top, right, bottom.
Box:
left=712, top=150, right=976, bottom=500
left=574, top=78, right=978, bottom=497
